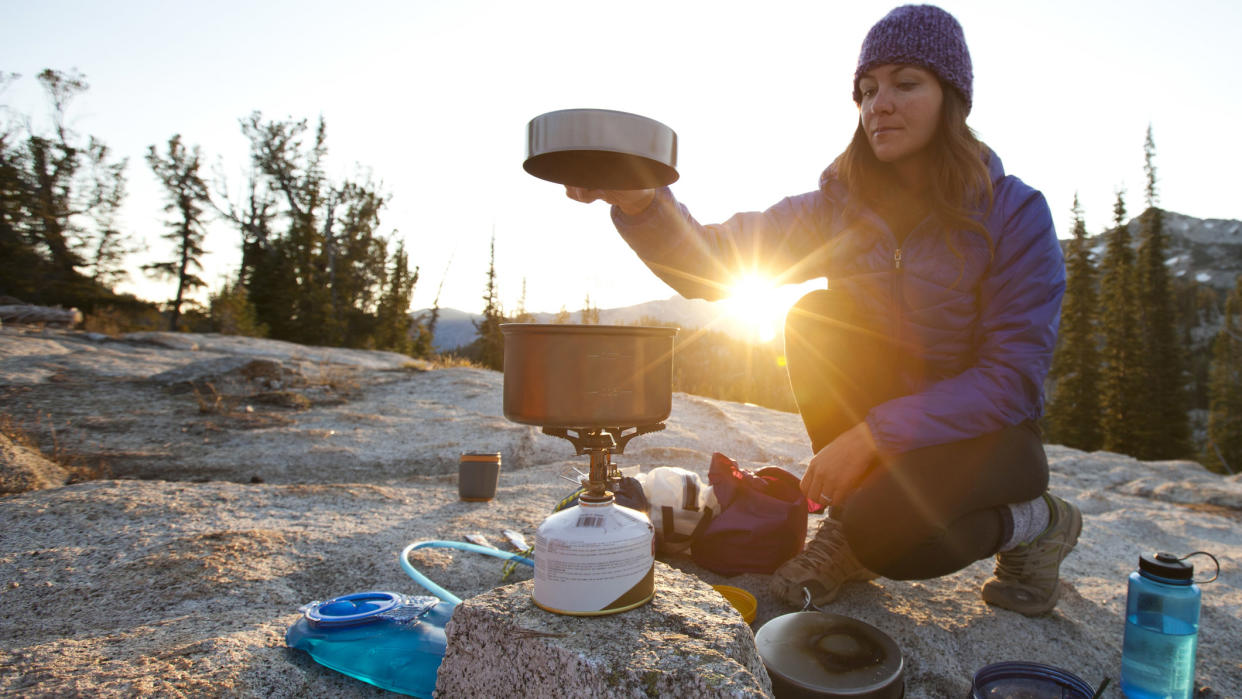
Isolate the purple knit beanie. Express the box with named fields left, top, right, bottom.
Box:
left=853, top=4, right=973, bottom=113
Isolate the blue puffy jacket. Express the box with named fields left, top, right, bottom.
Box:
left=611, top=152, right=1065, bottom=455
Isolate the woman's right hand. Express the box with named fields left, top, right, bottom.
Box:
left=801, top=422, right=879, bottom=507
left=564, top=186, right=656, bottom=217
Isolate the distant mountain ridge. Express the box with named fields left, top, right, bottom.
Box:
left=1077, top=208, right=1242, bottom=291
left=424, top=209, right=1240, bottom=353
left=415, top=295, right=747, bottom=353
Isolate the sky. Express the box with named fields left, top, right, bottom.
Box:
left=5, top=0, right=1242, bottom=320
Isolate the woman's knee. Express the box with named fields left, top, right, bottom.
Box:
left=785, top=289, right=856, bottom=334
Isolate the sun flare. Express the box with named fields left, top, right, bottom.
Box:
left=720, top=275, right=806, bottom=344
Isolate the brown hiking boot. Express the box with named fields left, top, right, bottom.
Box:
left=981, top=494, right=1082, bottom=616
left=770, top=517, right=878, bottom=607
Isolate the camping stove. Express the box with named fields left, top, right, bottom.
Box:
left=543, top=425, right=663, bottom=503
left=499, top=323, right=678, bottom=616
left=531, top=426, right=662, bottom=615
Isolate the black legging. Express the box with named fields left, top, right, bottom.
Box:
left=784, top=290, right=1049, bottom=580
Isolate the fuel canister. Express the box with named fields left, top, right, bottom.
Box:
left=533, top=497, right=654, bottom=615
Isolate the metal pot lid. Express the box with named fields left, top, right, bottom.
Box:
left=755, top=611, right=904, bottom=696
left=523, top=108, right=679, bottom=190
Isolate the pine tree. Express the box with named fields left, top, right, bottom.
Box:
left=374, top=241, right=418, bottom=355
left=84, top=143, right=130, bottom=288
left=237, top=115, right=328, bottom=342
left=1099, top=189, right=1141, bottom=453
left=0, top=69, right=131, bottom=308
left=417, top=262, right=451, bottom=358
left=214, top=166, right=276, bottom=292
left=580, top=293, right=600, bottom=324
left=234, top=113, right=394, bottom=349
left=144, top=134, right=210, bottom=331
left=208, top=279, right=267, bottom=337
left=1046, top=194, right=1102, bottom=451
left=554, top=305, right=571, bottom=324
left=1204, top=275, right=1242, bottom=474
left=1133, top=125, right=1191, bottom=459
left=512, top=277, right=535, bottom=323
left=473, top=234, right=505, bottom=370
left=24, top=70, right=94, bottom=277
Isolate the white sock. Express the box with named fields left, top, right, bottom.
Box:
left=1000, top=495, right=1052, bottom=551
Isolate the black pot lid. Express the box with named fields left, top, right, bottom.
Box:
left=756, top=611, right=904, bottom=696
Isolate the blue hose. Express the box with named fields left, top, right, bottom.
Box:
left=399, top=540, right=534, bottom=605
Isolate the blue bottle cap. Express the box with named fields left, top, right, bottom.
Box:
left=304, top=591, right=406, bottom=627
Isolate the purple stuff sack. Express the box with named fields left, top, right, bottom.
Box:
left=691, top=453, right=824, bottom=576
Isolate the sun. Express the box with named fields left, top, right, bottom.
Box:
left=720, top=274, right=800, bottom=344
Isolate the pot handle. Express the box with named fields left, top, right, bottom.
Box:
left=801, top=587, right=836, bottom=615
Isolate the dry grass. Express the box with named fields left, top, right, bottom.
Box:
left=191, top=382, right=229, bottom=415
left=428, top=353, right=484, bottom=369
left=313, top=364, right=362, bottom=397
left=0, top=413, right=111, bottom=483
left=1183, top=502, right=1242, bottom=522
left=189, top=380, right=303, bottom=430
left=252, top=391, right=313, bottom=410
left=81, top=305, right=163, bottom=337
left=0, top=414, right=39, bottom=451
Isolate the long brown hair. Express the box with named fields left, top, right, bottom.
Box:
left=828, top=84, right=995, bottom=254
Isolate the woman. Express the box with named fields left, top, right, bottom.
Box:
left=566, top=4, right=1079, bottom=617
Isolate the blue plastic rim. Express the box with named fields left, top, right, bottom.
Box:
left=306, top=591, right=404, bottom=627
left=970, top=661, right=1094, bottom=699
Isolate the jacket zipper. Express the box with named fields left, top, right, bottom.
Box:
left=892, top=247, right=904, bottom=345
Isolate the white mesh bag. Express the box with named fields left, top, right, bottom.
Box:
left=636, top=466, right=718, bottom=554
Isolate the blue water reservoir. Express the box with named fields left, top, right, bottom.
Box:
left=285, top=591, right=455, bottom=698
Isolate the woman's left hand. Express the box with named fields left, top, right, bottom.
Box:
left=801, top=421, right=879, bottom=507
left=564, top=186, right=655, bottom=216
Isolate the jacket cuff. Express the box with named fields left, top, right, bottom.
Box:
left=864, top=411, right=903, bottom=457
left=611, top=187, right=669, bottom=228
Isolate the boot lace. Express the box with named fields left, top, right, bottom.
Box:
left=994, top=534, right=1074, bottom=583
left=801, top=520, right=859, bottom=580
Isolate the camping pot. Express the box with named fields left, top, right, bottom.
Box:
left=501, top=324, right=677, bottom=429
left=523, top=108, right=679, bottom=190
left=755, top=611, right=905, bottom=698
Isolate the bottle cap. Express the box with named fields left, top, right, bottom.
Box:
left=1139, top=552, right=1193, bottom=582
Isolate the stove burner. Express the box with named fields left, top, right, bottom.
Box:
left=542, top=424, right=665, bottom=502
